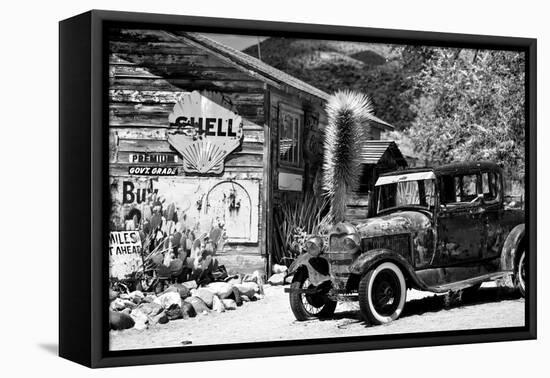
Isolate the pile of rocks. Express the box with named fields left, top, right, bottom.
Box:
left=266, top=264, right=292, bottom=286
left=109, top=272, right=265, bottom=331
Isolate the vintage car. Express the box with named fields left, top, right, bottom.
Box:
left=286, top=161, right=526, bottom=324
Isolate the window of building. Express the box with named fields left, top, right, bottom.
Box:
left=278, top=104, right=303, bottom=167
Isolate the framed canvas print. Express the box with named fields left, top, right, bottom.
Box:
left=59, top=10, right=537, bottom=368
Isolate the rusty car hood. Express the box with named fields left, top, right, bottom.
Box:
left=355, top=210, right=432, bottom=238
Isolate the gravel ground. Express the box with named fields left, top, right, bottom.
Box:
left=109, top=282, right=525, bottom=351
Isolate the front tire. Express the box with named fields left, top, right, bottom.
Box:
left=359, top=262, right=407, bottom=325
left=289, top=271, right=336, bottom=321
left=515, top=249, right=526, bottom=297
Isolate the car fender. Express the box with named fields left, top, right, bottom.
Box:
left=348, top=248, right=427, bottom=290
left=286, top=253, right=331, bottom=286
left=500, top=224, right=525, bottom=272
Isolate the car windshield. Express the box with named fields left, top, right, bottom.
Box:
left=376, top=179, right=436, bottom=213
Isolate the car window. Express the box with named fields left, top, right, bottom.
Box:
left=441, top=170, right=502, bottom=206
left=462, top=174, right=478, bottom=199
left=443, top=174, right=480, bottom=205
left=424, top=179, right=435, bottom=206
left=482, top=172, right=490, bottom=194
left=485, top=171, right=501, bottom=202
left=376, top=179, right=435, bottom=213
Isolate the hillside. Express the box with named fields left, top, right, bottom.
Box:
left=243, top=38, right=415, bottom=131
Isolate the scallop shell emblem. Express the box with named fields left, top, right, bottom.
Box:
left=167, top=91, right=243, bottom=174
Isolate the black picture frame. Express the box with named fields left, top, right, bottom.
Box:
left=59, top=9, right=537, bottom=368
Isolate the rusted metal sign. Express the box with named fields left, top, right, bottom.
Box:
left=167, top=91, right=244, bottom=175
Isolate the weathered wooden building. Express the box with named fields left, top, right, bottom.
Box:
left=108, top=28, right=394, bottom=274
left=347, top=141, right=408, bottom=221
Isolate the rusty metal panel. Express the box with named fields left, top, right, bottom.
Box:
left=361, top=233, right=412, bottom=261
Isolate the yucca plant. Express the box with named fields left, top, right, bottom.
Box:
left=323, top=90, right=374, bottom=223
left=272, top=191, right=330, bottom=265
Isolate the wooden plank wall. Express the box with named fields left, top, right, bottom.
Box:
left=269, top=89, right=328, bottom=206
left=108, top=28, right=267, bottom=256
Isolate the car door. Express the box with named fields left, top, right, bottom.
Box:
left=436, top=173, right=487, bottom=267
left=482, top=170, right=505, bottom=259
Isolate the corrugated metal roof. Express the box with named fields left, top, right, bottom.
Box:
left=176, top=32, right=393, bottom=130
left=359, top=140, right=406, bottom=165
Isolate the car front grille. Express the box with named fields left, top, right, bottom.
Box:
left=326, top=234, right=358, bottom=290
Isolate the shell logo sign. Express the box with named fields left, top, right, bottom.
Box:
left=167, top=91, right=244, bottom=175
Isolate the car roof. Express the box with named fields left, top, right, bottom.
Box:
left=379, top=161, right=502, bottom=178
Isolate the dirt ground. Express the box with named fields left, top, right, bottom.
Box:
left=109, top=282, right=525, bottom=351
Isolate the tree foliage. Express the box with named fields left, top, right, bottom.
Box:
left=404, top=48, right=525, bottom=184
left=243, top=38, right=526, bottom=186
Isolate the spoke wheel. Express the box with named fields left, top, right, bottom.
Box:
left=359, top=262, right=406, bottom=325
left=289, top=271, right=336, bottom=321
left=515, top=250, right=526, bottom=297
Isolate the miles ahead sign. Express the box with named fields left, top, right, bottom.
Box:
left=109, top=231, right=142, bottom=279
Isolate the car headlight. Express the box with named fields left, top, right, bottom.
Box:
left=342, top=234, right=361, bottom=250
left=305, top=236, right=324, bottom=257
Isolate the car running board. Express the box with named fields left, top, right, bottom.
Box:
left=427, top=272, right=511, bottom=293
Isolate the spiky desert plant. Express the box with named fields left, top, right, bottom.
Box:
left=272, top=191, right=330, bottom=265
left=323, top=90, right=374, bottom=223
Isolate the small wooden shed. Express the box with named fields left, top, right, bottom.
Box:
left=346, top=140, right=408, bottom=221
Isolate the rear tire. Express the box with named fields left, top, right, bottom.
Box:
left=359, top=262, right=407, bottom=325
left=289, top=270, right=336, bottom=321
left=515, top=249, right=526, bottom=297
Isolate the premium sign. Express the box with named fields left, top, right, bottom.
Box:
left=128, top=152, right=179, bottom=164
left=109, top=231, right=142, bottom=279
left=167, top=91, right=243, bottom=174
